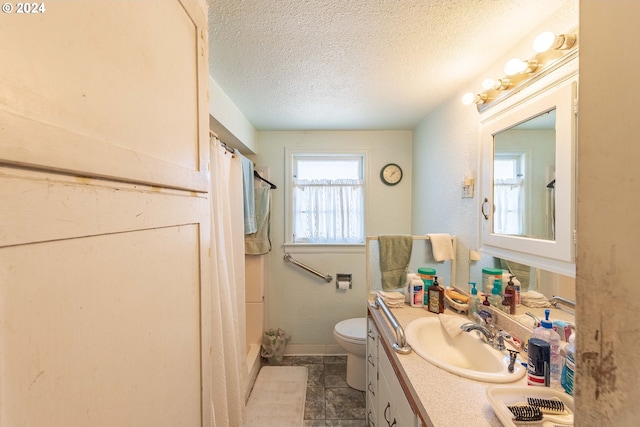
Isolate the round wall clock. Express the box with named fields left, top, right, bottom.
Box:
left=380, top=163, right=403, bottom=186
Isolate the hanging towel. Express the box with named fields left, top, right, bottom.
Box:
left=427, top=233, right=454, bottom=262
left=379, top=235, right=413, bottom=291
left=245, top=187, right=272, bottom=255
left=241, top=154, right=257, bottom=235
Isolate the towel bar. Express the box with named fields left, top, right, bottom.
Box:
left=284, top=253, right=333, bottom=282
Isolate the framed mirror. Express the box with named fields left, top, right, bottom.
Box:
left=480, top=80, right=577, bottom=277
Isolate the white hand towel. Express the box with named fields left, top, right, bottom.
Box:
left=376, top=291, right=405, bottom=307
left=521, top=290, right=552, bottom=308
left=427, top=233, right=454, bottom=261
left=438, top=313, right=468, bottom=338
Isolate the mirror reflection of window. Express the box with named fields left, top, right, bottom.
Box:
left=494, top=155, right=525, bottom=235
left=492, top=109, right=556, bottom=240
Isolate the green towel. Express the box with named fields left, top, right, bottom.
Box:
left=379, top=235, right=413, bottom=291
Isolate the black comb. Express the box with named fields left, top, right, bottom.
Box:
left=507, top=405, right=543, bottom=422
left=527, top=397, right=567, bottom=414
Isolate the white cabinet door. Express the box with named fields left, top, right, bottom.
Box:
left=378, top=345, right=417, bottom=427
left=366, top=318, right=379, bottom=426
left=0, top=170, right=209, bottom=427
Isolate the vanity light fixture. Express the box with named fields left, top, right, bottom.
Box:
left=533, top=31, right=577, bottom=53
left=461, top=27, right=578, bottom=111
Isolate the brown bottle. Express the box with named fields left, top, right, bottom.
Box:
left=504, top=275, right=517, bottom=315
left=427, top=276, right=444, bottom=314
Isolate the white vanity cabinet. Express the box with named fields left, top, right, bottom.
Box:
left=366, top=317, right=419, bottom=427
left=366, top=319, right=379, bottom=426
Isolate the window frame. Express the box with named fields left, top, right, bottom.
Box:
left=284, top=147, right=369, bottom=254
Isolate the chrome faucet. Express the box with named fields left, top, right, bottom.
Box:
left=460, top=322, right=506, bottom=351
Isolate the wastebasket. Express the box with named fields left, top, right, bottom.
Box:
left=261, top=328, right=291, bottom=365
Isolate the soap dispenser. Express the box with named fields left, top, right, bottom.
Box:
left=488, top=279, right=502, bottom=308
left=503, top=275, right=517, bottom=315
left=427, top=276, right=444, bottom=314
left=467, top=282, right=480, bottom=320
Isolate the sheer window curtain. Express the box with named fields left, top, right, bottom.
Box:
left=493, top=178, right=524, bottom=235
left=209, top=138, right=247, bottom=427
left=293, top=178, right=364, bottom=243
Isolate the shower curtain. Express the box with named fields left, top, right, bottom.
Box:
left=209, top=138, right=247, bottom=427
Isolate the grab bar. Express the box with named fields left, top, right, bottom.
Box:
left=550, top=295, right=576, bottom=310
left=283, top=253, right=333, bottom=282
left=373, top=296, right=412, bottom=354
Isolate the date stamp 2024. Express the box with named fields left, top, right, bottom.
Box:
left=2, top=2, right=46, bottom=14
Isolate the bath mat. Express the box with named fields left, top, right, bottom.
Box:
left=244, top=366, right=308, bottom=427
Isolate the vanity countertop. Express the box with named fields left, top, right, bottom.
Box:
left=367, top=302, right=530, bottom=427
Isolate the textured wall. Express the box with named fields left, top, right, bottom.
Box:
left=251, top=131, right=412, bottom=351
left=412, top=97, right=483, bottom=288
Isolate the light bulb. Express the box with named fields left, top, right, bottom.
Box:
left=504, top=58, right=537, bottom=76
left=482, top=78, right=511, bottom=91
left=461, top=92, right=476, bottom=105
left=504, top=58, right=527, bottom=76
left=482, top=79, right=497, bottom=90
left=533, top=31, right=557, bottom=52
left=533, top=32, right=577, bottom=52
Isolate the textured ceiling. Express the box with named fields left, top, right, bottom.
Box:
left=208, top=0, right=568, bottom=131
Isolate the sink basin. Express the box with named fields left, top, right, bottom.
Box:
left=405, top=317, right=526, bottom=383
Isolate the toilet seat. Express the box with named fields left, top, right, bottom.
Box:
left=334, top=318, right=366, bottom=344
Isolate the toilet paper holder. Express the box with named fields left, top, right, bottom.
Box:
left=336, top=273, right=352, bottom=290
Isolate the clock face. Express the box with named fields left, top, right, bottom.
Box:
left=381, top=163, right=402, bottom=186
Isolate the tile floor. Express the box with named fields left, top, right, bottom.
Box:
left=280, top=355, right=367, bottom=427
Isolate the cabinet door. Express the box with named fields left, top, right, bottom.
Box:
left=366, top=318, right=379, bottom=426
left=0, top=171, right=208, bottom=427
left=479, top=79, right=577, bottom=276
left=377, top=346, right=417, bottom=427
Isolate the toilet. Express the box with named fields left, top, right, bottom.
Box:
left=333, top=317, right=367, bottom=391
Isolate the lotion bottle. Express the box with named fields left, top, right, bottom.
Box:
left=410, top=277, right=424, bottom=307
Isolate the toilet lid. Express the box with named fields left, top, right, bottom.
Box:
left=335, top=317, right=366, bottom=341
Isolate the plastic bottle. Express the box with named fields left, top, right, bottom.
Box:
left=513, top=277, right=522, bottom=307
left=482, top=268, right=502, bottom=294
left=467, top=282, right=481, bottom=320
left=503, top=276, right=517, bottom=315
left=488, top=280, right=502, bottom=308
left=417, top=267, right=436, bottom=306
left=561, top=331, right=575, bottom=395
left=410, top=277, right=424, bottom=307
left=404, top=272, right=417, bottom=303
left=482, top=294, right=491, bottom=307
left=427, top=276, right=444, bottom=314
left=534, top=309, right=562, bottom=383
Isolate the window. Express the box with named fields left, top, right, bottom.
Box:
left=289, top=153, right=365, bottom=244
left=493, top=154, right=525, bottom=235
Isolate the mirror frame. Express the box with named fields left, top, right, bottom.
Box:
left=480, top=80, right=577, bottom=277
